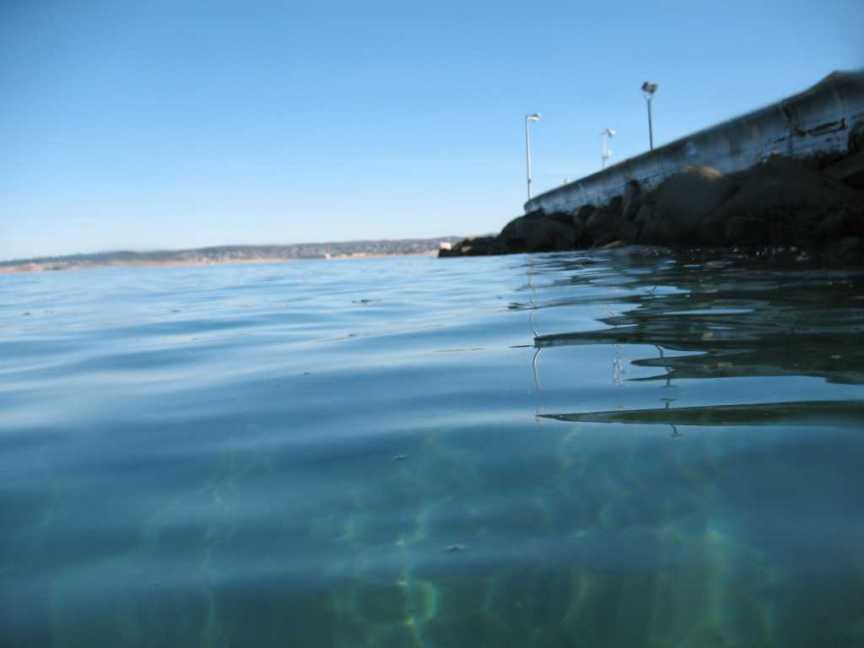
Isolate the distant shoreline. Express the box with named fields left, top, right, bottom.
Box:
left=0, top=238, right=464, bottom=275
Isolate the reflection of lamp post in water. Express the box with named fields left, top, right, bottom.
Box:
left=524, top=113, right=542, bottom=200
left=662, top=397, right=682, bottom=438
left=655, top=343, right=682, bottom=437
left=526, top=259, right=544, bottom=422
left=641, top=81, right=658, bottom=151
left=655, top=344, right=672, bottom=389
left=601, top=128, right=616, bottom=169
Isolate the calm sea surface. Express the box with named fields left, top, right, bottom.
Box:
left=2, top=251, right=864, bottom=647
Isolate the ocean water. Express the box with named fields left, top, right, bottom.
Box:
left=2, top=250, right=864, bottom=647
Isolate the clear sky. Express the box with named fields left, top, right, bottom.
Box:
left=1, top=0, right=862, bottom=260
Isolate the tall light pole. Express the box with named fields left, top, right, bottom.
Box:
left=524, top=113, right=542, bottom=200
left=601, top=128, right=616, bottom=169
left=641, top=81, right=658, bottom=151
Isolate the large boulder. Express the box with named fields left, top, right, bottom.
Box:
left=438, top=235, right=503, bottom=257
left=849, top=120, right=864, bottom=155
left=574, top=205, right=595, bottom=225
left=585, top=197, right=625, bottom=247
left=621, top=180, right=643, bottom=221
left=826, top=236, right=864, bottom=265
left=572, top=206, right=595, bottom=245
left=724, top=217, right=769, bottom=246
left=500, top=214, right=578, bottom=253
left=714, top=156, right=864, bottom=245
left=642, top=165, right=739, bottom=245
left=499, top=215, right=532, bottom=250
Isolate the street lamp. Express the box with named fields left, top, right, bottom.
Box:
left=524, top=113, right=542, bottom=200
left=641, top=81, right=658, bottom=151
left=601, top=128, right=616, bottom=169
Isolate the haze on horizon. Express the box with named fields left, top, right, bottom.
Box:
left=2, top=0, right=862, bottom=261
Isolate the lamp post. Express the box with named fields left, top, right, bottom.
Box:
left=641, top=81, right=658, bottom=151
left=524, top=113, right=542, bottom=200
left=601, top=128, right=616, bottom=169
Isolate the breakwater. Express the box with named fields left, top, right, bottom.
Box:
left=526, top=70, right=864, bottom=215
left=442, top=70, right=864, bottom=262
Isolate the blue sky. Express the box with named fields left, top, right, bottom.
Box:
left=1, top=0, right=862, bottom=260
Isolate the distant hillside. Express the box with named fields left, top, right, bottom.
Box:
left=0, top=237, right=466, bottom=273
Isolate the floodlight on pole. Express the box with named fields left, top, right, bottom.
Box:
left=601, top=128, right=616, bottom=169
left=525, top=113, right=542, bottom=201
left=641, top=81, right=658, bottom=151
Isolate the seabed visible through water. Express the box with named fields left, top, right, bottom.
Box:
left=2, top=249, right=864, bottom=647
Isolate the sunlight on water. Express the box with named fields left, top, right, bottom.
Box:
left=2, top=251, right=864, bottom=647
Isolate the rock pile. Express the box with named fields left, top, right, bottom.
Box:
left=440, top=154, right=864, bottom=263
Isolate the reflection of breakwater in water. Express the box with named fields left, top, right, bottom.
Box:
left=2, top=253, right=864, bottom=646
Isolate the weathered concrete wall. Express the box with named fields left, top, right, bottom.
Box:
left=525, top=70, right=864, bottom=215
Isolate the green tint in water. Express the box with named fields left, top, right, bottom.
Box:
left=1, top=251, right=863, bottom=647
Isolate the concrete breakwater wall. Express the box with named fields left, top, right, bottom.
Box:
left=525, top=70, right=864, bottom=216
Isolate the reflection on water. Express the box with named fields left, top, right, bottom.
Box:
left=2, top=251, right=864, bottom=647
left=531, top=252, right=864, bottom=433
left=542, top=399, right=864, bottom=426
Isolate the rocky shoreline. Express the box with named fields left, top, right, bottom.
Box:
left=441, top=152, right=864, bottom=264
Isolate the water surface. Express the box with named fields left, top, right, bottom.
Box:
left=2, top=251, right=864, bottom=647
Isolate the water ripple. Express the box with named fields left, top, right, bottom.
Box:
left=2, top=253, right=864, bottom=647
